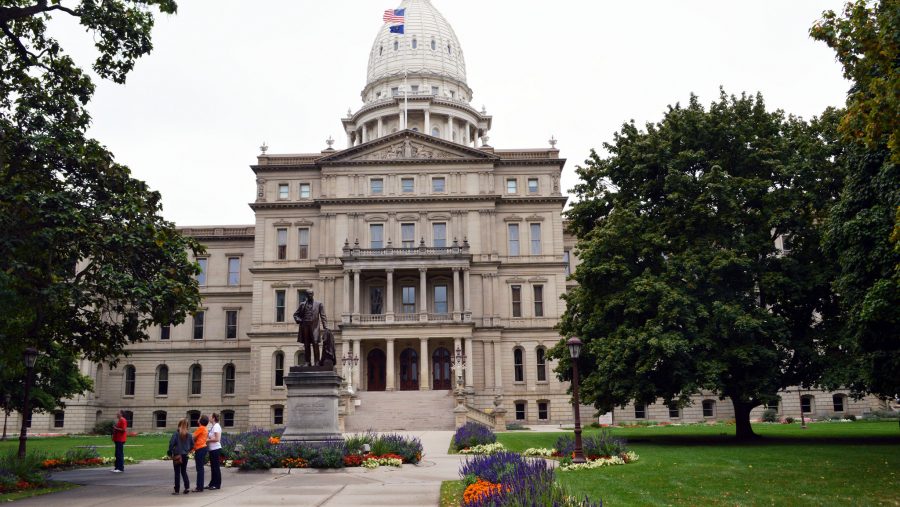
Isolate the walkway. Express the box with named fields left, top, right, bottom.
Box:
left=16, top=431, right=463, bottom=507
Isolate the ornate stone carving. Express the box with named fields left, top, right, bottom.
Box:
left=353, top=139, right=459, bottom=160
left=256, top=178, right=267, bottom=202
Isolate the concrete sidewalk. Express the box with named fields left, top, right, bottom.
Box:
left=16, top=431, right=463, bottom=507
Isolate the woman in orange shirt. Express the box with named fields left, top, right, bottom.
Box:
left=192, top=415, right=209, bottom=492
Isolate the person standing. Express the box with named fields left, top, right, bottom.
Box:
left=167, top=418, right=194, bottom=495
left=206, top=413, right=222, bottom=490
left=111, top=410, right=127, bottom=473
left=192, top=415, right=209, bottom=492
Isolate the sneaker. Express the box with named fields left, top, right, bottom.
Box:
left=112, top=469, right=123, bottom=473
left=183, top=490, right=189, bottom=495
left=207, top=486, right=219, bottom=490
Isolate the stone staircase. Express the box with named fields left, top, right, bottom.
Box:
left=344, top=390, right=456, bottom=432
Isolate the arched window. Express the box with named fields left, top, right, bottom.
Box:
left=122, top=410, right=134, bottom=428
left=156, top=365, right=168, bottom=396
left=394, top=40, right=399, bottom=51
left=800, top=395, right=814, bottom=414
left=431, top=127, right=440, bottom=137
left=513, top=348, right=524, bottom=382
left=412, top=38, right=417, bottom=49
left=702, top=399, right=716, bottom=418
left=536, top=347, right=547, bottom=382
left=123, top=365, right=136, bottom=396
left=153, top=410, right=167, bottom=428
left=832, top=394, right=846, bottom=412
left=295, top=350, right=306, bottom=367
left=189, top=364, right=202, bottom=395
left=223, top=363, right=236, bottom=395
left=431, top=38, right=436, bottom=50
left=187, top=410, right=200, bottom=427
left=274, top=352, right=285, bottom=387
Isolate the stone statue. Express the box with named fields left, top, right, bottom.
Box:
left=293, top=290, right=331, bottom=367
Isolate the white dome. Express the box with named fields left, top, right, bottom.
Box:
left=365, top=0, right=467, bottom=97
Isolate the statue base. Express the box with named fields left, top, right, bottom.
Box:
left=281, top=366, right=342, bottom=443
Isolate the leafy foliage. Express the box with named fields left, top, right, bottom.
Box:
left=453, top=422, right=497, bottom=450
left=0, top=341, right=92, bottom=415
left=555, top=90, right=845, bottom=439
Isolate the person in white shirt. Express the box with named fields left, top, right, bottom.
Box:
left=206, top=413, right=223, bottom=490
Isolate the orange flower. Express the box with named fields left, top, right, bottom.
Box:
left=463, top=479, right=502, bottom=505
left=268, top=436, right=281, bottom=445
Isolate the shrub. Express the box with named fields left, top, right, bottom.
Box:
left=91, top=420, right=115, bottom=436
left=65, top=446, right=101, bottom=463
left=505, top=423, right=528, bottom=430
left=0, top=453, right=48, bottom=492
left=862, top=410, right=899, bottom=421
left=305, top=440, right=345, bottom=469
left=453, top=422, right=496, bottom=450
left=762, top=409, right=778, bottom=423
left=556, top=430, right=627, bottom=459
left=785, top=417, right=795, bottom=424
left=370, top=433, right=422, bottom=464
left=343, top=431, right=375, bottom=455
left=847, top=414, right=857, bottom=421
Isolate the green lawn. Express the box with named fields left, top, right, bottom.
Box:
left=0, top=434, right=171, bottom=461
left=452, top=422, right=900, bottom=507
left=0, top=482, right=80, bottom=503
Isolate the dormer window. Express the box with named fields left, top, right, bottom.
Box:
left=431, top=39, right=436, bottom=50
left=412, top=38, right=417, bottom=49
left=379, top=45, right=383, bottom=56
left=447, top=44, right=452, bottom=55
left=394, top=40, right=399, bottom=51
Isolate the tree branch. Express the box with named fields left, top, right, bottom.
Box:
left=0, top=21, right=37, bottom=62
left=0, top=1, right=79, bottom=23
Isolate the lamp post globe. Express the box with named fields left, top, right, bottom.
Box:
left=567, top=337, right=587, bottom=464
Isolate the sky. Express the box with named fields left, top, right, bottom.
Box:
left=50, top=0, right=850, bottom=226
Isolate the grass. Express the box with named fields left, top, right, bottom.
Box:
left=0, top=481, right=80, bottom=502
left=486, top=421, right=900, bottom=506
left=0, top=434, right=171, bottom=461
left=440, top=479, right=465, bottom=507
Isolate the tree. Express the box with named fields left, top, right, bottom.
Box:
left=0, top=0, right=201, bottom=401
left=0, top=343, right=93, bottom=419
left=811, top=0, right=900, bottom=401
left=555, top=91, right=844, bottom=440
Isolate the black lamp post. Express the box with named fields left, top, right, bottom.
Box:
left=2, top=393, right=10, bottom=441
left=567, top=337, right=586, bottom=464
left=18, top=347, right=38, bottom=459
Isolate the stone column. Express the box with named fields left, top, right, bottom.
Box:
left=419, top=338, right=430, bottom=390
left=353, top=269, right=361, bottom=320
left=386, top=268, right=395, bottom=323
left=386, top=338, right=395, bottom=391
left=342, top=271, right=351, bottom=323
left=447, top=115, right=454, bottom=142
left=377, top=117, right=383, bottom=138
left=362, top=123, right=368, bottom=143
left=424, top=109, right=431, bottom=136
left=493, top=340, right=503, bottom=390
left=419, top=268, right=428, bottom=321
left=352, top=339, right=361, bottom=390
left=346, top=131, right=353, bottom=148
left=464, top=337, right=474, bottom=388
left=484, top=340, right=494, bottom=389
left=452, top=267, right=462, bottom=321
left=463, top=268, right=471, bottom=320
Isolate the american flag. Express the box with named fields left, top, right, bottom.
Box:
left=383, top=8, right=405, bottom=23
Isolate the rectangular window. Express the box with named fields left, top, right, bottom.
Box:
left=401, top=177, right=414, bottom=193
left=508, top=224, right=520, bottom=256
left=227, top=257, right=240, bottom=286
left=401, top=223, right=416, bottom=248
left=222, top=411, right=235, bottom=428
left=157, top=367, right=168, bottom=395
left=514, top=348, right=524, bottom=382
left=160, top=324, right=170, bottom=340
left=800, top=397, right=811, bottom=413
left=391, top=87, right=399, bottom=96
left=298, top=228, right=310, bottom=259
left=668, top=404, right=680, bottom=418
left=703, top=400, right=716, bottom=417
left=402, top=286, right=416, bottom=313
left=155, top=411, right=167, bottom=428
left=528, top=178, right=539, bottom=193
left=411, top=84, right=419, bottom=93
left=223, top=366, right=235, bottom=395
left=431, top=86, right=439, bottom=95
left=275, top=290, right=286, bottom=322
left=563, top=250, right=571, bottom=276
left=515, top=402, right=526, bottom=421
left=533, top=285, right=544, bottom=317
left=635, top=404, right=646, bottom=419
left=197, top=258, right=208, bottom=286
left=530, top=223, right=542, bottom=255
left=370, top=287, right=384, bottom=314
left=506, top=179, right=517, bottom=194
left=833, top=396, right=844, bottom=412
left=536, top=347, right=547, bottom=382
left=54, top=411, right=64, bottom=428
left=370, top=224, right=384, bottom=249
left=190, top=368, right=202, bottom=395
left=433, top=222, right=447, bottom=248
left=299, top=183, right=311, bottom=199
left=193, top=311, right=205, bottom=339
left=434, top=285, right=448, bottom=314
left=511, top=285, right=522, bottom=317
left=273, top=407, right=284, bottom=425
left=278, top=183, right=289, bottom=200
left=432, top=177, right=445, bottom=193
left=371, top=178, right=384, bottom=194
left=225, top=310, right=238, bottom=339
left=538, top=402, right=548, bottom=420
left=276, top=228, right=287, bottom=260
left=274, top=354, right=284, bottom=387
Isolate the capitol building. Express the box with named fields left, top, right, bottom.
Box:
left=18, top=0, right=876, bottom=434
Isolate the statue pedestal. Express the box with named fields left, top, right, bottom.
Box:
left=281, top=366, right=342, bottom=443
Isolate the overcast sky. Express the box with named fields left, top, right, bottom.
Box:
left=50, top=0, right=850, bottom=226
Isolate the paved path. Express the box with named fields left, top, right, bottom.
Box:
left=17, top=431, right=463, bottom=507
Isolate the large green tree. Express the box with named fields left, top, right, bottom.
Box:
left=556, top=91, right=845, bottom=439
left=0, top=0, right=202, bottom=410
left=811, top=0, right=900, bottom=400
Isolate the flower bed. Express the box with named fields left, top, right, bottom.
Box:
left=38, top=447, right=133, bottom=470
left=458, top=443, right=506, bottom=455
left=219, top=429, right=423, bottom=471
left=559, top=451, right=639, bottom=471
left=459, top=452, right=600, bottom=506
left=0, top=454, right=47, bottom=495
left=453, top=422, right=496, bottom=451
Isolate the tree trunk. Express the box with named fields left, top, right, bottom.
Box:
left=731, top=397, right=759, bottom=441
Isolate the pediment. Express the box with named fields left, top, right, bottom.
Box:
left=318, top=130, right=499, bottom=164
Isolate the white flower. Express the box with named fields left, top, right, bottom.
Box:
left=559, top=453, right=639, bottom=471
left=522, top=448, right=555, bottom=457
left=459, top=443, right=506, bottom=455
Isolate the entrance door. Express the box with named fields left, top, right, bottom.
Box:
left=432, top=347, right=452, bottom=390
left=399, top=348, right=419, bottom=391
left=367, top=349, right=386, bottom=391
